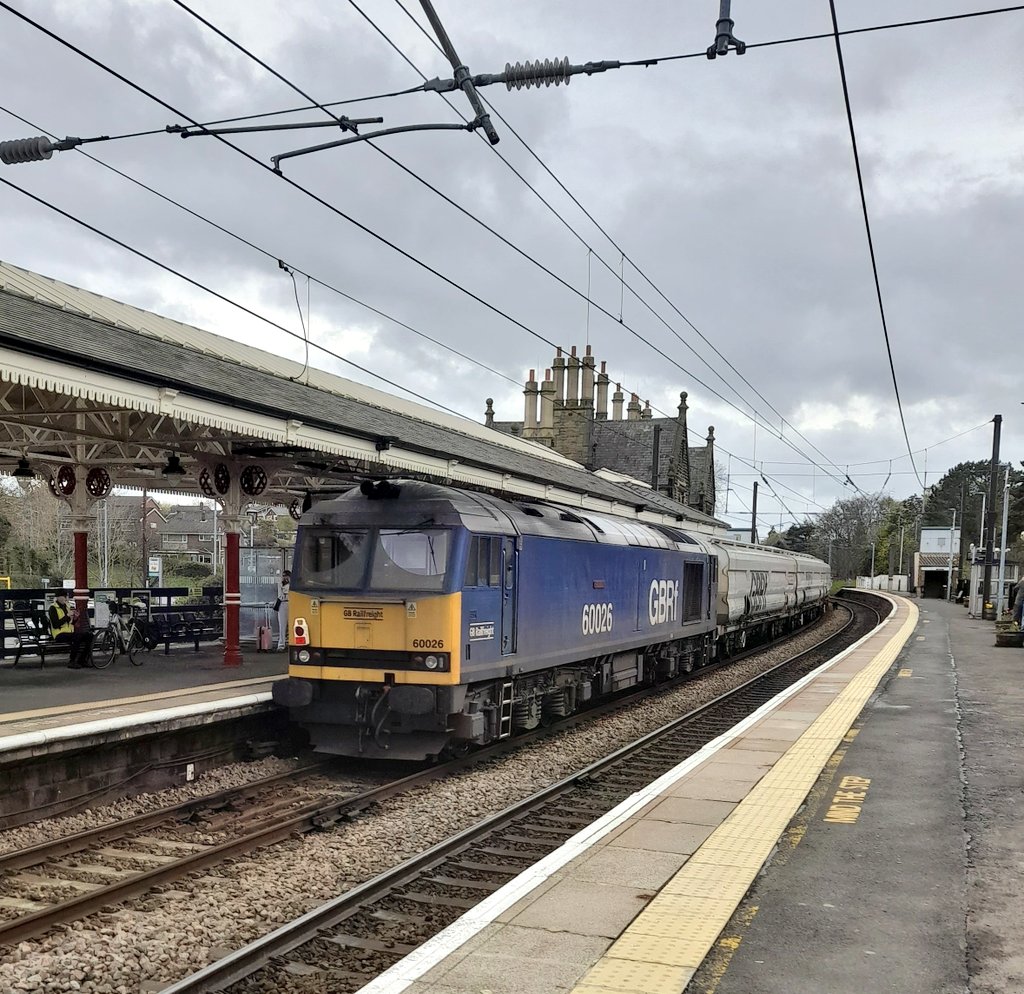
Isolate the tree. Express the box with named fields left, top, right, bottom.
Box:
left=776, top=521, right=816, bottom=554
left=814, top=493, right=893, bottom=579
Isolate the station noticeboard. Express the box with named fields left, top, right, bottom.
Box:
left=147, top=555, right=162, bottom=586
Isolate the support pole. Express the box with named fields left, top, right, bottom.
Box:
left=751, top=481, right=759, bottom=544
left=996, top=465, right=1010, bottom=615
left=223, top=528, right=242, bottom=667
left=946, top=510, right=956, bottom=602
left=73, top=524, right=89, bottom=632
left=982, top=414, right=1002, bottom=619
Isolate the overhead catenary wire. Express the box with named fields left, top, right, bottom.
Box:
left=168, top=0, right=852, bottom=493
left=385, top=0, right=866, bottom=494
left=0, top=16, right=836, bottom=524
left=6, top=4, right=1021, bottom=156
left=2, top=0, right=994, bottom=502
left=0, top=174, right=475, bottom=420
left=0, top=141, right=696, bottom=497
left=827, top=0, right=923, bottom=490
left=2, top=3, right=999, bottom=509
left=0, top=109, right=724, bottom=490
left=0, top=104, right=524, bottom=393
left=0, top=3, right=591, bottom=370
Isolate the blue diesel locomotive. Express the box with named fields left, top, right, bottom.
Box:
left=273, top=480, right=830, bottom=760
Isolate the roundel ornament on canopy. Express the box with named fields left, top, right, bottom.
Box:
left=198, top=466, right=216, bottom=498
left=53, top=465, right=76, bottom=498
left=199, top=463, right=231, bottom=497
left=213, top=463, right=231, bottom=495
left=240, top=464, right=268, bottom=497
left=85, top=467, right=112, bottom=499
left=289, top=498, right=303, bottom=521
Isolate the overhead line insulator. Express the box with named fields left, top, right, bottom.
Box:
left=504, top=57, right=572, bottom=91
left=1, top=135, right=84, bottom=165
left=1, top=136, right=54, bottom=165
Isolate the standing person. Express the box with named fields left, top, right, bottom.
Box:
left=275, top=570, right=290, bottom=651
left=48, top=592, right=93, bottom=668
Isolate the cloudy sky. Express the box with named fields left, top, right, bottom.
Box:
left=1, top=0, right=1021, bottom=533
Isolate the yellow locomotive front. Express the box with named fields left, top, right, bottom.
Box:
left=272, top=482, right=473, bottom=759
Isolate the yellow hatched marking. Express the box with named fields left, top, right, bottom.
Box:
left=569, top=598, right=918, bottom=994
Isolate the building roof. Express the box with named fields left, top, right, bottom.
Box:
left=591, top=418, right=677, bottom=490
left=0, top=260, right=723, bottom=533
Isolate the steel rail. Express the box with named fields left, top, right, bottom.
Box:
left=0, top=600, right=853, bottom=948
left=0, top=762, right=330, bottom=874
left=164, top=596, right=879, bottom=992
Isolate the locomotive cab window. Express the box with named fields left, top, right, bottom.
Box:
left=465, top=536, right=502, bottom=587
left=296, top=529, right=370, bottom=589
left=371, top=529, right=450, bottom=591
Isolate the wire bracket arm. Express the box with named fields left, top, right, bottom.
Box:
left=271, top=122, right=470, bottom=173
left=167, top=116, right=382, bottom=139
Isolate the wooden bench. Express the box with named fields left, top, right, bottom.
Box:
left=11, top=612, right=73, bottom=667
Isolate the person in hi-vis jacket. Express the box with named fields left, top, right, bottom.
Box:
left=275, top=570, right=290, bottom=650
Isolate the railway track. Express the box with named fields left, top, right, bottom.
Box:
left=0, top=598, right=866, bottom=956
left=162, top=593, right=885, bottom=994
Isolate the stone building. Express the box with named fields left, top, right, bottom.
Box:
left=484, top=345, right=717, bottom=518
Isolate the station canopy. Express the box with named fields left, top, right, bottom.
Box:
left=0, top=260, right=724, bottom=532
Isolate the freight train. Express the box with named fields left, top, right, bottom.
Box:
left=272, top=480, right=831, bottom=760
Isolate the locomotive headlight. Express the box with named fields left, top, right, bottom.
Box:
left=297, top=649, right=311, bottom=663
left=424, top=654, right=439, bottom=669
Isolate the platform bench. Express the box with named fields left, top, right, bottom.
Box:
left=150, top=609, right=223, bottom=654
left=11, top=612, right=73, bottom=668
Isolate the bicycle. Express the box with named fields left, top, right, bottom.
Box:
left=92, top=602, right=148, bottom=668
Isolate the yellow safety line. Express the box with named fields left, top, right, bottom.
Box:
left=0, top=674, right=278, bottom=725
left=573, top=599, right=918, bottom=993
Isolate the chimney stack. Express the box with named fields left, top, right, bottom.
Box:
left=552, top=347, right=566, bottom=405
left=627, top=392, right=641, bottom=421
left=581, top=344, right=595, bottom=409
left=612, top=382, right=624, bottom=421
left=566, top=345, right=580, bottom=406
left=595, top=360, right=609, bottom=420
left=539, top=369, right=556, bottom=444
left=523, top=368, right=539, bottom=435
left=641, top=399, right=653, bottom=420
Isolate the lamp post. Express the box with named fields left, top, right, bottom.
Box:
left=996, top=465, right=1010, bottom=614
left=870, top=542, right=875, bottom=588
left=946, top=508, right=957, bottom=602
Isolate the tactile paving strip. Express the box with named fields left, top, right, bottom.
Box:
left=571, top=598, right=918, bottom=992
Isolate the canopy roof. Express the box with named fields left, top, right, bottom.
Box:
left=0, top=260, right=725, bottom=532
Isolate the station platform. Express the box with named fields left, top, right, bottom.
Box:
left=360, top=593, right=1013, bottom=994
left=0, top=644, right=286, bottom=757
left=0, top=646, right=289, bottom=825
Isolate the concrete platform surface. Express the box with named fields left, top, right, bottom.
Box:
left=0, top=644, right=287, bottom=723
left=356, top=593, right=919, bottom=994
